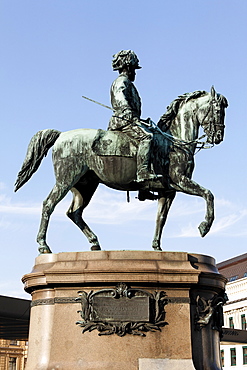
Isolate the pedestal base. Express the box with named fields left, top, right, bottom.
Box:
left=22, top=251, right=226, bottom=370
left=139, top=358, right=195, bottom=369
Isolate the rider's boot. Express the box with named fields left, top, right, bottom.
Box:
left=136, top=139, right=162, bottom=182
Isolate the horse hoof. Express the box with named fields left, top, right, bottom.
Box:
left=91, top=245, right=101, bottom=251
left=152, top=242, right=162, bottom=251
left=153, top=246, right=162, bottom=251
left=198, top=221, right=210, bottom=237
left=38, top=246, right=52, bottom=254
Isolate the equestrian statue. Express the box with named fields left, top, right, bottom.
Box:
left=15, top=50, right=228, bottom=254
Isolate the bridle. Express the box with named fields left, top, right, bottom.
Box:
left=200, top=95, right=225, bottom=146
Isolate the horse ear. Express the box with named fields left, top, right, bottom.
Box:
left=211, top=86, right=216, bottom=98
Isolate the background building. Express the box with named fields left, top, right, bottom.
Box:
left=217, top=253, right=247, bottom=369
left=0, top=296, right=30, bottom=370
left=0, top=340, right=28, bottom=370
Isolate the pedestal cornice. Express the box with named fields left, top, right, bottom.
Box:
left=22, top=251, right=224, bottom=292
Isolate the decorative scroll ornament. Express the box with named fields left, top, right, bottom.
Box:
left=195, top=293, right=228, bottom=336
left=76, top=283, right=168, bottom=337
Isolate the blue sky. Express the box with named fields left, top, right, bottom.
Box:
left=0, top=1, right=246, bottom=298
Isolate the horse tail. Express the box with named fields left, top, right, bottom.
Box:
left=14, top=129, right=61, bottom=192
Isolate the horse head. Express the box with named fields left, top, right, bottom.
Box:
left=199, top=86, right=228, bottom=145
left=157, top=88, right=228, bottom=148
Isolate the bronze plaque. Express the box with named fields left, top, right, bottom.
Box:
left=92, top=296, right=150, bottom=322
left=76, top=284, right=168, bottom=336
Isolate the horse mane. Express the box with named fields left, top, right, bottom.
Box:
left=158, top=90, right=207, bottom=131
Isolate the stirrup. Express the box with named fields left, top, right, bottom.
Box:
left=137, top=190, right=159, bottom=201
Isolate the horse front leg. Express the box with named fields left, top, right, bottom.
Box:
left=152, top=191, right=176, bottom=251
left=170, top=175, right=214, bottom=237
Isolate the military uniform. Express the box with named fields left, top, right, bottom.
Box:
left=108, top=72, right=141, bottom=130
left=108, top=72, right=154, bottom=181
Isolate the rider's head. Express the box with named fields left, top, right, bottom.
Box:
left=112, top=50, right=141, bottom=81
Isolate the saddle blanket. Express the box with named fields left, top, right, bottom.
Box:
left=92, top=129, right=138, bottom=158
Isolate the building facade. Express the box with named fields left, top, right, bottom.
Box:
left=0, top=340, right=27, bottom=370
left=217, top=253, right=247, bottom=369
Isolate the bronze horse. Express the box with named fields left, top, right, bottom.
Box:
left=15, top=87, right=227, bottom=253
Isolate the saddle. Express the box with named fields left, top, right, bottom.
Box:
left=92, top=129, right=138, bottom=158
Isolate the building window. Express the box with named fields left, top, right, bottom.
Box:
left=230, top=348, right=236, bottom=366
left=9, top=340, right=18, bottom=345
left=8, top=357, right=16, bottom=370
left=229, top=275, right=238, bottom=282
left=241, top=314, right=247, bottom=330
left=243, top=347, right=247, bottom=365
left=244, top=272, right=247, bottom=278
left=221, top=349, right=224, bottom=367
left=229, top=317, right=234, bottom=329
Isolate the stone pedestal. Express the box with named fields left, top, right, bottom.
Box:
left=22, top=251, right=226, bottom=370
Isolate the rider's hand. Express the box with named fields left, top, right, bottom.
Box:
left=140, top=118, right=152, bottom=127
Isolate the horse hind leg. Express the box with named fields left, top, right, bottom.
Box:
left=67, top=180, right=100, bottom=251
left=37, top=183, right=72, bottom=254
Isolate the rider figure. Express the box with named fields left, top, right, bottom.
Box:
left=108, top=50, right=161, bottom=183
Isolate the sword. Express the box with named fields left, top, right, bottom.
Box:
left=82, top=95, right=113, bottom=111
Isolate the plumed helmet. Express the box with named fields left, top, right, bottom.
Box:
left=112, top=50, right=142, bottom=71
